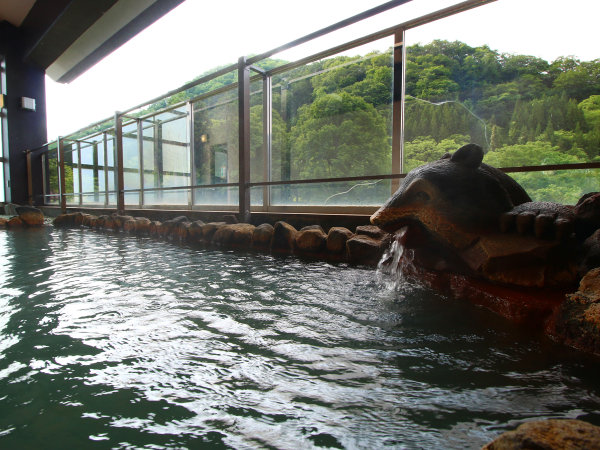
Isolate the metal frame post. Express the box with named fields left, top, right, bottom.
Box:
left=76, top=140, right=82, bottom=205
left=115, top=112, right=125, bottom=212
left=187, top=101, right=196, bottom=208
left=103, top=132, right=109, bottom=206
left=137, top=119, right=144, bottom=207
left=262, top=75, right=272, bottom=210
left=58, top=136, right=67, bottom=213
left=238, top=56, right=251, bottom=223
left=392, top=28, right=406, bottom=193
left=26, top=150, right=33, bottom=205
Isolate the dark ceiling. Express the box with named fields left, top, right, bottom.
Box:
left=0, top=0, right=185, bottom=83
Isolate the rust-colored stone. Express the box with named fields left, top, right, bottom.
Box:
left=201, top=222, right=226, bottom=241
left=18, top=209, right=44, bottom=227
left=483, top=419, right=600, bottom=450
left=326, top=227, right=353, bottom=253
left=252, top=223, right=274, bottom=250
left=188, top=220, right=206, bottom=241
left=346, top=233, right=391, bottom=266
left=0, top=218, right=7, bottom=227
left=271, top=221, right=297, bottom=254
left=550, top=268, right=600, bottom=356
left=7, top=216, right=23, bottom=227
left=295, top=227, right=327, bottom=254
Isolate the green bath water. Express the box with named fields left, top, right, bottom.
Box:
left=0, top=227, right=599, bottom=449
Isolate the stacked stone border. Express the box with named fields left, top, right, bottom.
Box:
left=51, top=211, right=392, bottom=267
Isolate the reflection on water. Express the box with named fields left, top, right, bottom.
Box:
left=0, top=228, right=599, bottom=448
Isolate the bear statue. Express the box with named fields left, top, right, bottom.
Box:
left=370, top=143, right=600, bottom=289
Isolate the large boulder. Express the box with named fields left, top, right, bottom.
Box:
left=213, top=223, right=255, bottom=249
left=252, top=223, right=274, bottom=250
left=16, top=206, right=44, bottom=226
left=201, top=222, right=226, bottom=241
left=187, top=220, right=206, bottom=242
left=271, top=221, right=297, bottom=254
left=483, top=419, right=600, bottom=449
left=346, top=233, right=391, bottom=266
left=295, top=226, right=327, bottom=254
left=550, top=267, right=600, bottom=355
left=326, top=227, right=353, bottom=254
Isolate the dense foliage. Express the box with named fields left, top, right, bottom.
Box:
left=63, top=40, right=600, bottom=206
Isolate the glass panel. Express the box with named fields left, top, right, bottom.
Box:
left=405, top=0, right=600, bottom=173
left=193, top=186, right=238, bottom=206
left=106, top=136, right=116, bottom=195
left=45, top=148, right=60, bottom=197
left=250, top=79, right=264, bottom=183
left=145, top=188, right=189, bottom=206
left=63, top=144, right=79, bottom=205
left=272, top=37, right=394, bottom=183
left=250, top=186, right=263, bottom=207
left=82, top=193, right=104, bottom=205
left=45, top=195, right=60, bottom=205
left=503, top=168, right=600, bottom=205
left=122, top=122, right=140, bottom=191
left=193, top=89, right=239, bottom=186
left=270, top=179, right=392, bottom=207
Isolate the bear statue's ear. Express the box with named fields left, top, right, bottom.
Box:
left=450, top=143, right=484, bottom=169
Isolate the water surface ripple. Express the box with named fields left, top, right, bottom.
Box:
left=0, top=228, right=599, bottom=449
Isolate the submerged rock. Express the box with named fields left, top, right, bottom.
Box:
left=483, top=419, right=600, bottom=449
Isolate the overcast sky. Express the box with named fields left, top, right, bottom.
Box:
left=45, top=0, right=600, bottom=138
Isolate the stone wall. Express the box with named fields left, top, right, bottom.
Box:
left=52, top=211, right=391, bottom=267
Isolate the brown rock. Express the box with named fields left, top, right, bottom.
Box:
left=356, top=225, right=388, bottom=240
left=174, top=221, right=191, bottom=240
left=0, top=218, right=7, bottom=227
left=271, top=221, right=297, bottom=254
left=133, top=217, right=151, bottom=234
left=7, top=216, right=23, bottom=227
left=123, top=219, right=137, bottom=233
left=483, top=419, right=600, bottom=450
left=552, top=267, right=600, bottom=355
left=201, top=222, right=226, bottom=241
left=327, top=227, right=353, bottom=253
left=188, top=220, right=206, bottom=241
left=17, top=206, right=44, bottom=227
left=212, top=224, right=235, bottom=246
left=95, top=215, right=109, bottom=228
left=346, top=233, right=391, bottom=266
left=112, top=215, right=134, bottom=229
left=230, top=223, right=255, bottom=249
left=213, top=223, right=255, bottom=249
left=148, top=221, right=162, bottom=236
left=72, top=212, right=86, bottom=226
left=459, top=233, right=576, bottom=288
left=82, top=214, right=98, bottom=228
left=53, top=213, right=75, bottom=227
left=295, top=227, right=327, bottom=254
left=252, top=223, right=274, bottom=250
left=103, top=216, right=117, bottom=230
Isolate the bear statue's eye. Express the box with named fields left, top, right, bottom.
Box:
left=415, top=191, right=430, bottom=202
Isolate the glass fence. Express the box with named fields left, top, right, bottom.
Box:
left=36, top=0, right=600, bottom=213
